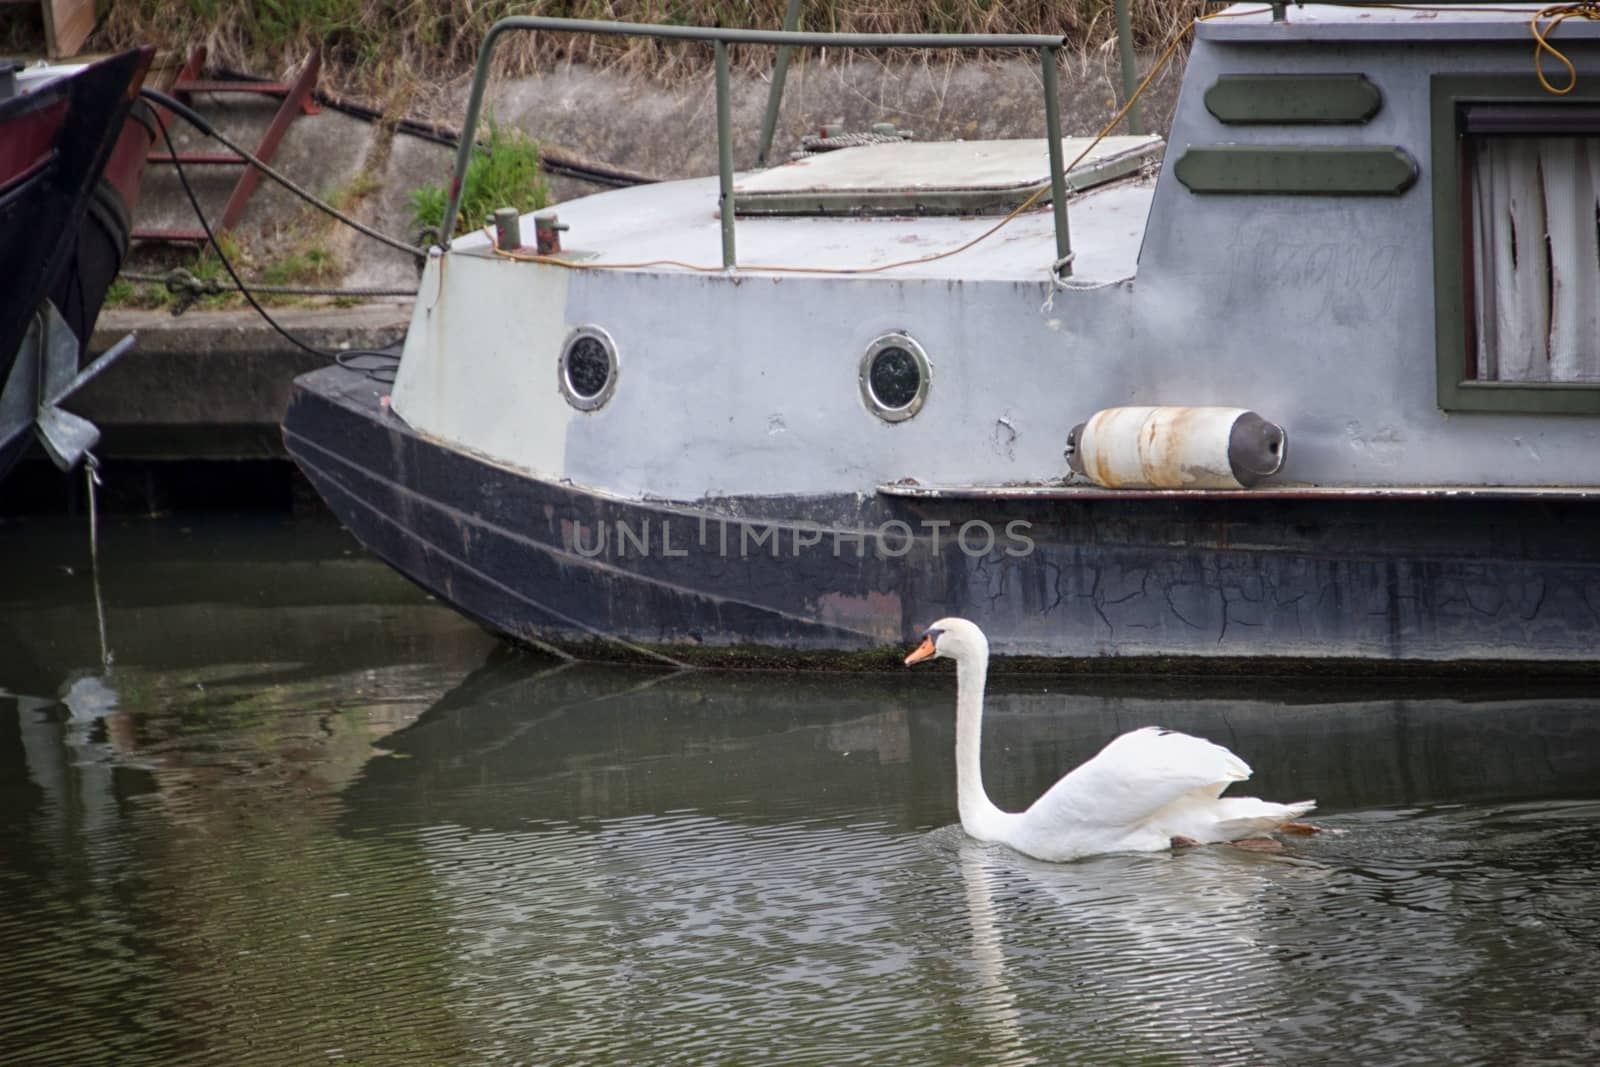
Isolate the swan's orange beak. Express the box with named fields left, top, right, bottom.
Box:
left=904, top=635, right=936, bottom=666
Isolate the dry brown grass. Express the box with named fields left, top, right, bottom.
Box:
left=96, top=0, right=1210, bottom=99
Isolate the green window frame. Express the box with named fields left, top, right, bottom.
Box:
left=1431, top=75, right=1600, bottom=414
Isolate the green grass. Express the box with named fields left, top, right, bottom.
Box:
left=325, top=169, right=382, bottom=213
left=107, top=235, right=342, bottom=310
left=409, top=118, right=550, bottom=240
left=261, top=245, right=336, bottom=286
left=106, top=232, right=243, bottom=310
left=103, top=277, right=146, bottom=309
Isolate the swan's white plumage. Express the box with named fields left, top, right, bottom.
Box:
left=908, top=618, right=1314, bottom=862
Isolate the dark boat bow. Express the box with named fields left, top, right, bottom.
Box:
left=0, top=48, right=154, bottom=483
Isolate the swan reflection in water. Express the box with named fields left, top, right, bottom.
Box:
left=386, top=650, right=1328, bottom=1064
left=332, top=656, right=1600, bottom=1064
left=4, top=638, right=1596, bottom=1065
left=945, top=826, right=1331, bottom=1066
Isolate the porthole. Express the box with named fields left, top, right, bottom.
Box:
left=559, top=326, right=618, bottom=411
left=859, top=333, right=931, bottom=422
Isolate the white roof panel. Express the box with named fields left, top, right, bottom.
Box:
left=732, top=135, right=1164, bottom=216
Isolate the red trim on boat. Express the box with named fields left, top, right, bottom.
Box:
left=0, top=98, right=68, bottom=191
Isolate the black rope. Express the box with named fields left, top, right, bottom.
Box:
left=148, top=105, right=401, bottom=384
left=334, top=349, right=399, bottom=384
left=120, top=268, right=416, bottom=299
left=139, top=88, right=425, bottom=258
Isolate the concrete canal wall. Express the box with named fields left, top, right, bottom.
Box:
left=83, top=304, right=409, bottom=459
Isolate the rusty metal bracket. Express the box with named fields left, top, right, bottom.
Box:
left=134, top=48, right=322, bottom=244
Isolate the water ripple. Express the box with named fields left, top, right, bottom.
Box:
left=5, top=664, right=1600, bottom=1065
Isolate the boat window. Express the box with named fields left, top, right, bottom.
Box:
left=1432, top=79, right=1600, bottom=413
left=1467, top=132, right=1600, bottom=384
left=559, top=326, right=618, bottom=411
left=859, top=334, right=931, bottom=422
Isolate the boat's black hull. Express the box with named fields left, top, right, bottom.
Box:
left=0, top=48, right=153, bottom=482
left=286, top=363, right=1600, bottom=671
left=0, top=50, right=151, bottom=383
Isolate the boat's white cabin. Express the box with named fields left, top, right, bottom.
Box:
left=394, top=4, right=1600, bottom=501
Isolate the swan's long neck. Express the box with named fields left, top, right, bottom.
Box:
left=954, top=647, right=1012, bottom=839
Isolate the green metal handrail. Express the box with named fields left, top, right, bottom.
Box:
left=741, top=0, right=1541, bottom=167
left=752, top=0, right=1144, bottom=164
left=1115, top=0, right=1142, bottom=137
left=443, top=17, right=1074, bottom=273
left=755, top=0, right=806, bottom=167
left=448, top=4, right=1527, bottom=269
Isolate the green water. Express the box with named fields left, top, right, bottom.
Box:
left=2, top=515, right=1598, bottom=1065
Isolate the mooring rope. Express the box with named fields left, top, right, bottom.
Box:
left=84, top=455, right=113, bottom=673
left=1531, top=1, right=1600, bottom=93
left=119, top=269, right=416, bottom=302
left=132, top=103, right=406, bottom=378
left=1308, top=3, right=1599, bottom=95
left=137, top=88, right=426, bottom=258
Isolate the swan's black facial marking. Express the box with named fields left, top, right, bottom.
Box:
left=925, top=626, right=945, bottom=642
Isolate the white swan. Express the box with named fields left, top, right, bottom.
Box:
left=905, top=618, right=1315, bottom=862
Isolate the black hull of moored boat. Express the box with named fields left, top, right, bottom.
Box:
left=0, top=49, right=152, bottom=380
left=0, top=48, right=154, bottom=482
left=286, top=364, right=1600, bottom=672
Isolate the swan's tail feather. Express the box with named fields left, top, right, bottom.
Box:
left=1211, top=798, right=1317, bottom=841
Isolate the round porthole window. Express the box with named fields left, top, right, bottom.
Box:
left=859, top=333, right=930, bottom=422
left=559, top=326, right=618, bottom=411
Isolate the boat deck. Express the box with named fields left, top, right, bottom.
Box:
left=452, top=169, right=1156, bottom=285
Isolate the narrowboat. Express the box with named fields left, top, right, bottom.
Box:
left=1, top=48, right=154, bottom=481
left=286, top=5, right=1600, bottom=670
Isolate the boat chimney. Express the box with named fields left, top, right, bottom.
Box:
left=492, top=207, right=522, bottom=252
left=534, top=212, right=569, bottom=256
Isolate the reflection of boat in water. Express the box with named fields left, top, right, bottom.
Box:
left=0, top=516, right=495, bottom=831
left=0, top=515, right=491, bottom=699
left=1, top=48, right=154, bottom=483
left=342, top=662, right=1600, bottom=833
left=342, top=657, right=933, bottom=832
left=334, top=661, right=1600, bottom=1062
left=287, top=6, right=1600, bottom=669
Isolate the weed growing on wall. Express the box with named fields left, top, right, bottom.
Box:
left=409, top=118, right=550, bottom=242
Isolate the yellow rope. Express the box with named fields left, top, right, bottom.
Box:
left=1531, top=1, right=1600, bottom=94
left=1336, top=3, right=1600, bottom=95
left=491, top=18, right=1208, bottom=276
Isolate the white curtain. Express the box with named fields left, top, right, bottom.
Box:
left=1472, top=136, right=1600, bottom=382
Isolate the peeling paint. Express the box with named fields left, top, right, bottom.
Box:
left=816, top=591, right=902, bottom=642
left=1345, top=420, right=1405, bottom=466
left=990, top=416, right=1018, bottom=461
